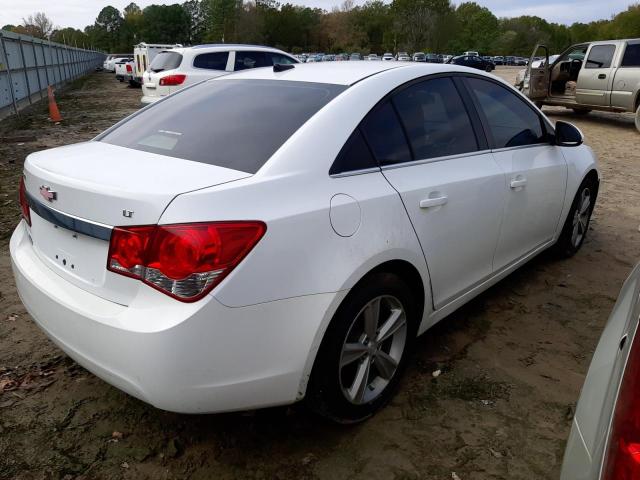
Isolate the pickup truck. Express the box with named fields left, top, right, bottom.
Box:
left=114, top=59, right=134, bottom=82
left=523, top=39, right=640, bottom=132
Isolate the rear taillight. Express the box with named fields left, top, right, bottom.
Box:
left=126, top=64, right=132, bottom=72
left=603, top=331, right=640, bottom=479
left=19, top=177, right=31, bottom=226
left=159, top=74, right=186, bottom=86
left=107, top=222, right=266, bottom=302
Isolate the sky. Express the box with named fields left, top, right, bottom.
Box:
left=0, top=0, right=633, bottom=31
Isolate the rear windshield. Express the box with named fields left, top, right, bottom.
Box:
left=100, top=79, right=346, bottom=173
left=149, top=51, right=183, bottom=72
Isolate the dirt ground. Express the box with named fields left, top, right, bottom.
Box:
left=0, top=66, right=639, bottom=480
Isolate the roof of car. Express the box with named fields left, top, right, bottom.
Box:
left=210, top=62, right=475, bottom=86
left=167, top=44, right=292, bottom=56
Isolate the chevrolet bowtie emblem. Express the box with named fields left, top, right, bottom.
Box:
left=39, top=185, right=57, bottom=202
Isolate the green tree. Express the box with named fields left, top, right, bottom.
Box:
left=141, top=4, right=190, bottom=44
left=183, top=0, right=207, bottom=43
left=450, top=2, right=499, bottom=54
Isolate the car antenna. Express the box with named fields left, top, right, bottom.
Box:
left=273, top=63, right=295, bottom=72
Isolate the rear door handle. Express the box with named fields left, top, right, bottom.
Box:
left=420, top=196, right=448, bottom=208
left=598, top=73, right=606, bottom=79
left=510, top=178, right=527, bottom=189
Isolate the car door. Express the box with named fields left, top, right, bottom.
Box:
left=611, top=41, right=640, bottom=111
left=463, top=76, right=567, bottom=271
left=373, top=76, right=506, bottom=308
left=576, top=44, right=618, bottom=106
left=525, top=44, right=550, bottom=101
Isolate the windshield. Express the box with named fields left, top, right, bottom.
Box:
left=149, top=51, right=183, bottom=72
left=100, top=79, right=346, bottom=174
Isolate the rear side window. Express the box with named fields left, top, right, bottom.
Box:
left=330, top=129, right=377, bottom=175
left=149, top=51, right=182, bottom=72
left=100, top=79, right=346, bottom=174
left=360, top=101, right=412, bottom=166
left=466, top=77, right=545, bottom=149
left=392, top=77, right=478, bottom=160
left=585, top=45, right=616, bottom=69
left=193, top=52, right=229, bottom=70
left=622, top=42, right=640, bottom=67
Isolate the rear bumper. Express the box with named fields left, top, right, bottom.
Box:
left=140, top=95, right=161, bottom=105
left=10, top=221, right=340, bottom=413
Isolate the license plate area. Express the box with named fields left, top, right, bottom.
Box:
left=30, top=213, right=109, bottom=287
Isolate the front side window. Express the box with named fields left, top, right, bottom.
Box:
left=193, top=52, right=229, bottom=70
left=585, top=45, right=616, bottom=69
left=100, top=79, right=346, bottom=174
left=149, top=51, right=182, bottom=72
left=360, top=101, right=412, bottom=166
left=234, top=51, right=267, bottom=70
left=622, top=42, right=640, bottom=67
left=392, top=77, right=478, bottom=160
left=466, top=77, right=546, bottom=149
left=268, top=53, right=296, bottom=65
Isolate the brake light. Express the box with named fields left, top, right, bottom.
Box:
left=126, top=64, right=132, bottom=73
left=107, top=222, right=266, bottom=302
left=602, top=331, right=640, bottom=479
left=19, top=177, right=31, bottom=226
left=159, top=74, right=186, bottom=86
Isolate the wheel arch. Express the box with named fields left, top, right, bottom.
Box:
left=296, top=256, right=431, bottom=400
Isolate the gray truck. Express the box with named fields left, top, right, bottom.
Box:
left=523, top=39, right=640, bottom=132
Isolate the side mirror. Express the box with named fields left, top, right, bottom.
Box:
left=555, top=121, right=583, bottom=147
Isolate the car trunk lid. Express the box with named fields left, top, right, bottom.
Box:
left=23, top=141, right=250, bottom=305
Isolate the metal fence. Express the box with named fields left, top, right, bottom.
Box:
left=0, top=29, right=105, bottom=119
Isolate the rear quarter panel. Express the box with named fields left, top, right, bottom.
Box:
left=561, top=265, right=640, bottom=480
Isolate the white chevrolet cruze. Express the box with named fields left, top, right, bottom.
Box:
left=11, top=62, right=599, bottom=422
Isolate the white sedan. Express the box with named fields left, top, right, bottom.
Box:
left=11, top=62, right=599, bottom=423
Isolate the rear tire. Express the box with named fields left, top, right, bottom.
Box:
left=635, top=105, right=640, bottom=133
left=553, top=176, right=597, bottom=257
left=306, top=272, right=418, bottom=423
left=572, top=108, right=591, bottom=115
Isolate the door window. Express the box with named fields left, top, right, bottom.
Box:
left=360, top=101, right=412, bottom=166
left=267, top=53, right=296, bottom=65
left=234, top=51, right=268, bottom=70
left=193, top=52, right=229, bottom=70
left=466, top=77, right=546, bottom=149
left=330, top=129, right=378, bottom=175
left=392, top=77, right=478, bottom=160
left=585, top=45, right=616, bottom=69
left=622, top=42, right=640, bottom=67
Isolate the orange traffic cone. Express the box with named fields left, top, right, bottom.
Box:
left=47, top=86, right=62, bottom=122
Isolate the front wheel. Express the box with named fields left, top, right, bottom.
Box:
left=635, top=105, right=640, bottom=133
left=306, top=272, right=417, bottom=423
left=485, top=65, right=492, bottom=72
left=553, top=177, right=597, bottom=257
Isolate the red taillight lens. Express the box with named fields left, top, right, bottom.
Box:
left=126, top=64, right=132, bottom=72
left=19, top=177, right=31, bottom=226
left=107, top=222, right=266, bottom=302
left=603, top=332, right=640, bottom=479
left=159, top=74, right=186, bottom=86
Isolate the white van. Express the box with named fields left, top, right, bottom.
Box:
left=133, top=43, right=182, bottom=87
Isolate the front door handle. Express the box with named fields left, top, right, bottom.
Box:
left=598, top=73, right=606, bottom=79
left=510, top=178, right=527, bottom=189
left=420, top=195, right=448, bottom=209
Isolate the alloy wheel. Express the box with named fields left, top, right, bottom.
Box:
left=571, top=187, right=591, bottom=248
left=339, top=295, right=407, bottom=405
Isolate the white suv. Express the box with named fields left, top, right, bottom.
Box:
left=141, top=44, right=298, bottom=104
